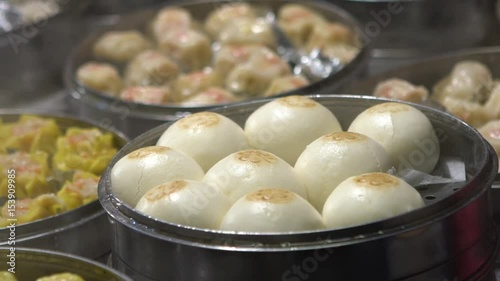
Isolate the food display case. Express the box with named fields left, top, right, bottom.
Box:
left=1, top=0, right=500, bottom=280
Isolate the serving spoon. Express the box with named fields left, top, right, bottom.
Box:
left=261, top=9, right=345, bottom=82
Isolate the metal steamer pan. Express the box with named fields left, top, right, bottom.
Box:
left=0, top=0, right=89, bottom=105
left=0, top=113, right=128, bottom=260
left=328, top=0, right=497, bottom=57
left=64, top=0, right=370, bottom=138
left=0, top=247, right=132, bottom=281
left=348, top=46, right=500, bottom=94
left=99, top=95, right=499, bottom=281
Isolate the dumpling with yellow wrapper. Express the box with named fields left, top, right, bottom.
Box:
left=0, top=194, right=66, bottom=227
left=0, top=115, right=61, bottom=154
left=0, top=152, right=52, bottom=198
left=0, top=272, right=86, bottom=281
left=37, top=273, right=85, bottom=281
left=53, top=128, right=117, bottom=175
left=57, top=171, right=99, bottom=210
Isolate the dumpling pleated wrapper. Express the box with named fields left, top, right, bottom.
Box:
left=93, top=30, right=152, bottom=63
left=135, top=180, right=231, bottom=229
left=433, top=61, right=492, bottom=104
left=348, top=102, right=440, bottom=174
left=111, top=146, right=204, bottom=206
left=157, top=112, right=249, bottom=171
left=295, top=132, right=393, bottom=211
left=0, top=115, right=61, bottom=154
left=245, top=95, right=342, bottom=165
left=322, top=173, right=424, bottom=229
left=203, top=150, right=307, bottom=203
left=220, top=188, right=325, bottom=233
left=57, top=171, right=100, bottom=210
left=0, top=194, right=67, bottom=227
left=0, top=152, right=52, bottom=199
left=53, top=127, right=118, bottom=175
left=204, top=3, right=257, bottom=38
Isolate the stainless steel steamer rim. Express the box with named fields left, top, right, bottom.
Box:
left=99, top=95, right=499, bottom=249
left=0, top=247, right=133, bottom=281
left=0, top=112, right=129, bottom=259
left=64, top=0, right=370, bottom=134
left=347, top=46, right=500, bottom=94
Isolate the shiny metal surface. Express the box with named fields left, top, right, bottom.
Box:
left=329, top=0, right=497, bottom=56
left=0, top=0, right=89, bottom=104
left=99, top=95, right=499, bottom=281
left=64, top=0, right=370, bottom=138
left=0, top=112, right=128, bottom=260
left=0, top=247, right=132, bottom=281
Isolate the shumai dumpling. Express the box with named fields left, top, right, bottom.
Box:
left=182, top=87, right=237, bottom=106
left=214, top=44, right=267, bottom=77
left=152, top=7, right=193, bottom=41
left=433, top=61, right=493, bottom=104
left=278, top=4, right=326, bottom=47
left=157, top=28, right=212, bottom=71
left=172, top=68, right=223, bottom=102
left=76, top=62, right=123, bottom=96
left=57, top=171, right=100, bottom=210
left=0, top=152, right=52, bottom=199
left=120, top=86, right=171, bottom=105
left=306, top=22, right=356, bottom=52
left=93, top=30, right=151, bottom=63
left=0, top=115, right=61, bottom=154
left=264, top=75, right=310, bottom=97
left=124, top=50, right=179, bottom=87
left=205, top=3, right=257, bottom=38
left=218, top=18, right=276, bottom=49
left=0, top=193, right=67, bottom=227
left=374, top=78, right=429, bottom=104
left=53, top=128, right=117, bottom=175
left=226, top=47, right=291, bottom=96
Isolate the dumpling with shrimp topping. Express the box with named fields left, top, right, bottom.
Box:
left=157, top=112, right=249, bottom=171
left=205, top=3, right=257, bottom=38
left=76, top=62, right=123, bottom=96
left=151, top=7, right=193, bottom=41
left=157, top=28, right=212, bottom=71
left=220, top=188, right=325, bottom=232
left=226, top=47, right=291, bottom=96
left=373, top=78, right=429, bottom=104
left=278, top=4, right=326, bottom=47
left=110, top=146, right=204, bottom=206
left=264, top=75, right=310, bottom=97
left=119, top=86, right=171, bottom=105
left=135, top=180, right=231, bottom=229
left=348, top=102, right=440, bottom=174
left=295, top=132, right=393, bottom=211
left=124, top=50, right=179, bottom=87
left=218, top=18, right=276, bottom=49
left=203, top=150, right=307, bottom=203
left=93, top=30, right=151, bottom=63
left=213, top=44, right=266, bottom=77
left=433, top=61, right=493, bottom=104
left=245, top=95, right=342, bottom=165
left=322, top=173, right=424, bottom=229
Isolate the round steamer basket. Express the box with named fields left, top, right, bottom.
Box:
left=0, top=0, right=89, bottom=105
left=99, top=95, right=499, bottom=281
left=348, top=46, right=500, bottom=94
left=64, top=0, right=370, bottom=138
left=0, top=247, right=132, bottom=281
left=0, top=113, right=129, bottom=261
